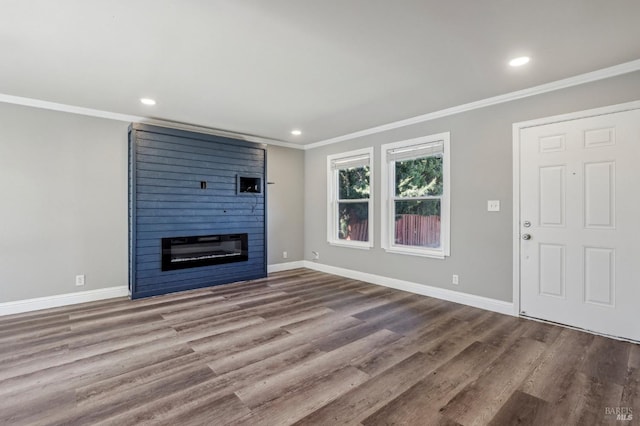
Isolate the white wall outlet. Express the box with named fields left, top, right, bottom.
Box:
left=312, top=251, right=320, bottom=260
left=452, top=274, right=459, bottom=285
left=283, top=251, right=288, bottom=259
left=75, top=274, right=85, bottom=286
left=487, top=200, right=500, bottom=212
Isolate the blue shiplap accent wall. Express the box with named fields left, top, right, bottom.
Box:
left=128, top=124, right=267, bottom=299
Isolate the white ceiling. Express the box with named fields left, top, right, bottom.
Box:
left=2, top=0, right=640, bottom=146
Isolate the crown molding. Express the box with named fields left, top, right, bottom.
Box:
left=134, top=119, right=303, bottom=149
left=3, top=58, right=639, bottom=152
left=304, top=58, right=640, bottom=150
left=0, top=93, right=144, bottom=121
left=0, top=93, right=302, bottom=150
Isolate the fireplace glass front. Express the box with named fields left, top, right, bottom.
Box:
left=161, top=233, right=248, bottom=271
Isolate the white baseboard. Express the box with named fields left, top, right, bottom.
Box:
left=0, top=264, right=512, bottom=317
left=267, top=261, right=306, bottom=273
left=303, top=261, right=515, bottom=316
left=0, top=286, right=130, bottom=316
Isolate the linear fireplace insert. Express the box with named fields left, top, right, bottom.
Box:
left=161, top=233, right=248, bottom=271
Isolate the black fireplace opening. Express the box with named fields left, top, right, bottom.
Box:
left=162, top=233, right=248, bottom=271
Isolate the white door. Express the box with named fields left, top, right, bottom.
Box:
left=520, top=107, right=640, bottom=342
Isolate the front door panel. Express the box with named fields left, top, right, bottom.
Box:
left=520, top=108, right=640, bottom=341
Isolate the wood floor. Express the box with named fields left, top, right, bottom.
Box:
left=1, top=269, right=638, bottom=425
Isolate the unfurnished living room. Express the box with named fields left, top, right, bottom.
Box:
left=1, top=1, right=640, bottom=425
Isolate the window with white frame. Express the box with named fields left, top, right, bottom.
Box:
left=381, top=133, right=450, bottom=258
left=327, top=148, right=373, bottom=248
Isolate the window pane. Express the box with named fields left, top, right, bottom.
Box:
left=394, top=200, right=441, bottom=247
left=339, top=166, right=370, bottom=200
left=395, top=156, right=442, bottom=197
left=338, top=202, right=369, bottom=241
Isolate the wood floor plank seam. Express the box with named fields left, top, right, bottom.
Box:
left=0, top=268, right=637, bottom=425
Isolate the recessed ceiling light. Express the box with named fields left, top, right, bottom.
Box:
left=291, top=129, right=302, bottom=136
left=140, top=98, right=156, bottom=105
left=509, top=56, right=530, bottom=67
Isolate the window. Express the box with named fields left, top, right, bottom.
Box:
left=327, top=148, right=373, bottom=249
left=381, top=133, right=450, bottom=258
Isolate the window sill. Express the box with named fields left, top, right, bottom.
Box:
left=328, top=241, right=372, bottom=250
left=383, top=246, right=446, bottom=259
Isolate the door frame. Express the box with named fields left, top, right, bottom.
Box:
left=511, top=99, right=640, bottom=317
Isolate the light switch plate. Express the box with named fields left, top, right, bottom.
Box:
left=487, top=200, right=500, bottom=212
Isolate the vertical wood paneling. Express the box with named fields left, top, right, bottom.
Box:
left=128, top=129, right=136, bottom=296
left=129, top=124, right=267, bottom=299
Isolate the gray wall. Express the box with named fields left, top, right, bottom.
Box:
left=0, top=103, right=129, bottom=302
left=0, top=103, right=305, bottom=303
left=266, top=145, right=305, bottom=265
left=304, top=71, right=640, bottom=302
left=3, top=72, right=639, bottom=304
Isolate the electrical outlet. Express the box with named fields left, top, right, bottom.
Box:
left=452, top=274, right=459, bottom=285
left=283, top=251, right=288, bottom=259
left=312, top=251, right=320, bottom=260
left=487, top=200, right=500, bottom=212
left=75, top=275, right=85, bottom=286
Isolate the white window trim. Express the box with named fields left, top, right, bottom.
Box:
left=327, top=147, right=374, bottom=249
left=381, top=132, right=450, bottom=259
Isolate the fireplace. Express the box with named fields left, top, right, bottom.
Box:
left=162, top=233, right=248, bottom=271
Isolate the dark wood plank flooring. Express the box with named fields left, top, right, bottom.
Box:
left=0, top=269, right=637, bottom=425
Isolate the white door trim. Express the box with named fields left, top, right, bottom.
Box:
left=512, top=99, right=640, bottom=317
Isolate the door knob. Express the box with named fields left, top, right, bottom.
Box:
left=522, top=234, right=532, bottom=240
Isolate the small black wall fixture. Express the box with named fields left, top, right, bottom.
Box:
left=200, top=181, right=207, bottom=189
left=237, top=174, right=262, bottom=194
